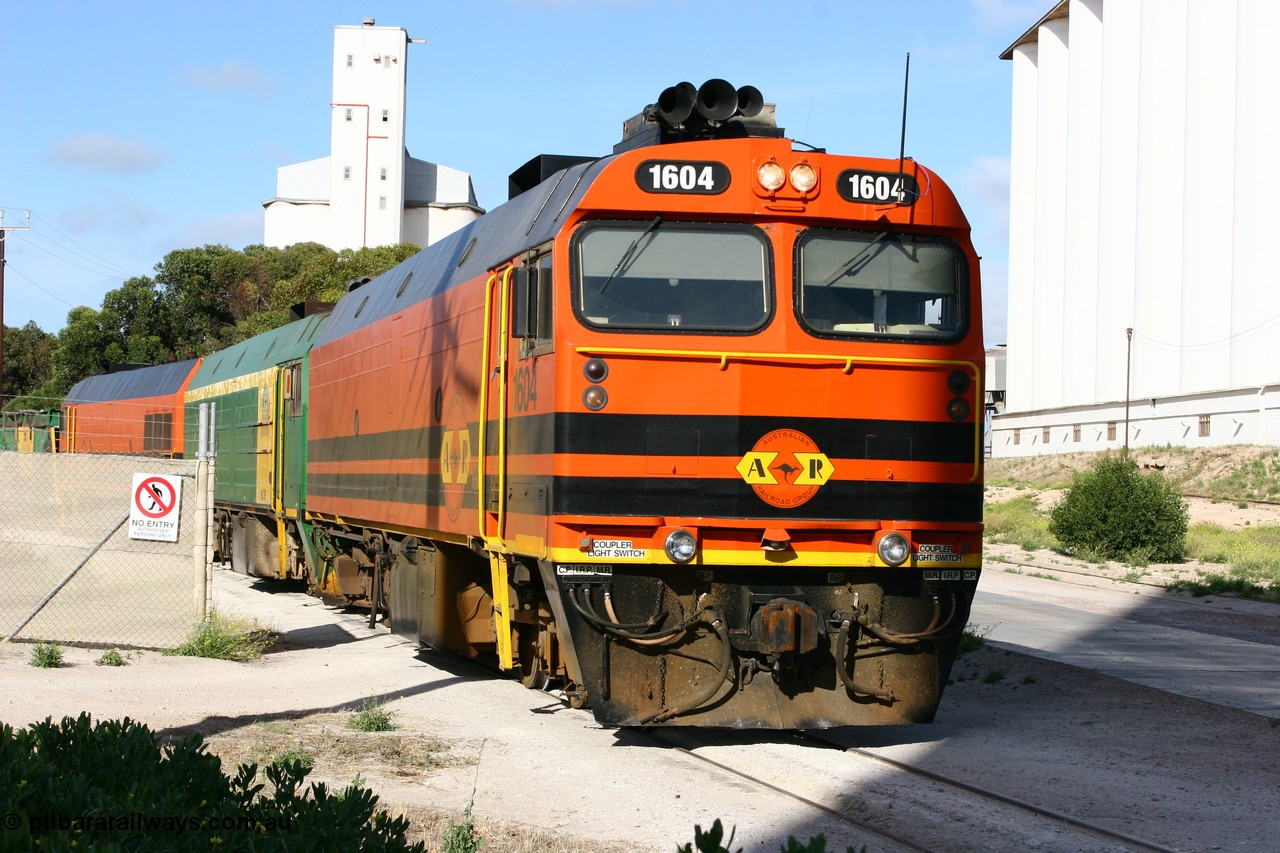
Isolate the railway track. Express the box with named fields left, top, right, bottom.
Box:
left=644, top=725, right=1188, bottom=853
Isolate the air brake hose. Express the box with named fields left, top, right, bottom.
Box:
left=835, top=620, right=897, bottom=703
left=642, top=612, right=734, bottom=724
left=604, top=592, right=686, bottom=647
left=566, top=586, right=687, bottom=641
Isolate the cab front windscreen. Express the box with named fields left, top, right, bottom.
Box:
left=796, top=229, right=966, bottom=340
left=573, top=221, right=771, bottom=332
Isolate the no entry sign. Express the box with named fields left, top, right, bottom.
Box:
left=129, top=473, right=183, bottom=542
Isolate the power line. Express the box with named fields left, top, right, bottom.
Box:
left=28, top=211, right=144, bottom=279
left=1133, top=313, right=1280, bottom=352
left=10, top=231, right=142, bottom=280
left=1, top=262, right=80, bottom=309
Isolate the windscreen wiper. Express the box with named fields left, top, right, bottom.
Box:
left=600, top=215, right=663, bottom=293
left=821, top=228, right=893, bottom=286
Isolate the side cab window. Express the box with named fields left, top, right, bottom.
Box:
left=514, top=250, right=554, bottom=358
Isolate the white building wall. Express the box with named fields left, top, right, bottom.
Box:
left=1231, top=2, right=1280, bottom=389
left=1031, top=18, right=1069, bottom=410
left=1094, top=0, right=1140, bottom=404
left=1180, top=1, right=1235, bottom=391
left=1063, top=0, right=1103, bottom=406
left=1004, top=44, right=1039, bottom=417
left=1132, top=0, right=1188, bottom=400
left=995, top=0, right=1280, bottom=457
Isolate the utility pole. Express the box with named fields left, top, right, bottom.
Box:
left=1124, top=327, right=1134, bottom=455
left=0, top=210, right=33, bottom=400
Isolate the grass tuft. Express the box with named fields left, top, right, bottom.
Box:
left=348, top=696, right=397, bottom=732
left=167, top=610, right=274, bottom=661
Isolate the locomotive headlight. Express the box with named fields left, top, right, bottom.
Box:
left=757, top=161, right=786, bottom=191
left=790, top=162, right=818, bottom=192
left=583, top=385, right=608, bottom=411
left=877, top=532, right=911, bottom=567
left=664, top=529, right=698, bottom=563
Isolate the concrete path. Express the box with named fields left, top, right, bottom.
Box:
left=971, top=569, right=1280, bottom=718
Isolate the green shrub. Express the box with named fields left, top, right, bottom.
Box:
left=97, top=649, right=126, bottom=667
left=1049, top=455, right=1188, bottom=563
left=28, top=642, right=63, bottom=668
left=0, top=712, right=424, bottom=852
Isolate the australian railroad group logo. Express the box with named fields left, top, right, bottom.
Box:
left=735, top=429, right=835, bottom=509
left=439, top=393, right=473, bottom=522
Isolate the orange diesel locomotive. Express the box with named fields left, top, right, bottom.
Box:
left=302, top=80, right=983, bottom=728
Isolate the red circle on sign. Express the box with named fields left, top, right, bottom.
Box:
left=135, top=477, right=176, bottom=518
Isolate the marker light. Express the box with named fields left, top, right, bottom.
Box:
left=947, top=397, right=970, bottom=422
left=757, top=161, right=785, bottom=191
left=583, top=385, right=608, bottom=411
left=664, top=529, right=698, bottom=563
left=877, top=532, right=911, bottom=567
left=947, top=369, right=971, bottom=395
left=790, top=163, right=818, bottom=192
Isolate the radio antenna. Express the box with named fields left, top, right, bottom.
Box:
left=897, top=52, right=910, bottom=202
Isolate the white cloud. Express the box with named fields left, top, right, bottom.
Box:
left=184, top=61, right=271, bottom=96
left=50, top=132, right=169, bottom=175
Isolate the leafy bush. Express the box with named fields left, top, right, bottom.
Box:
left=28, top=642, right=63, bottom=668
left=0, top=712, right=424, bottom=852
left=97, top=648, right=126, bottom=667
left=1049, top=455, right=1188, bottom=563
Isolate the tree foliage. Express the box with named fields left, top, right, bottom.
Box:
left=2, top=241, right=417, bottom=407
left=1, top=321, right=57, bottom=400
left=1049, top=454, right=1189, bottom=563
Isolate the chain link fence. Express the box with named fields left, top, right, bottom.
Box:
left=1, top=450, right=212, bottom=649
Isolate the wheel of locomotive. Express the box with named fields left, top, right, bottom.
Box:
left=516, top=625, right=549, bottom=690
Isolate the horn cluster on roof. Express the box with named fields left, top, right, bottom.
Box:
left=615, top=79, right=784, bottom=153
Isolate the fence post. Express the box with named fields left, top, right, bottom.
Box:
left=206, top=402, right=216, bottom=615
left=194, top=403, right=210, bottom=620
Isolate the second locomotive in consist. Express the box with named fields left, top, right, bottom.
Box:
left=66, top=80, right=985, bottom=728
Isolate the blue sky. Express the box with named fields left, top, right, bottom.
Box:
left=0, top=0, right=1046, bottom=346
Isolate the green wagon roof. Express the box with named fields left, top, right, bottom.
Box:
left=188, top=312, right=330, bottom=391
